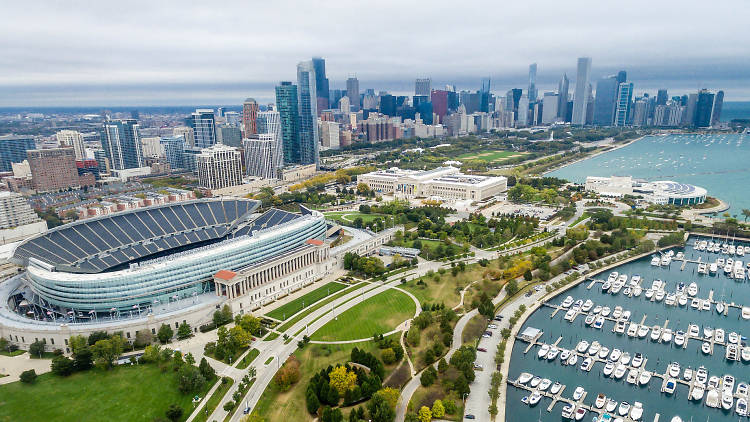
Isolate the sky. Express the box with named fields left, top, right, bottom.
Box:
left=1, top=0, right=749, bottom=106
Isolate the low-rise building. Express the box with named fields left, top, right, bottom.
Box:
left=584, top=175, right=707, bottom=205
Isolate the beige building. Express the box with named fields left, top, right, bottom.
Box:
left=358, top=166, right=507, bottom=201
left=55, top=130, right=86, bottom=161
left=0, top=191, right=47, bottom=244
left=196, top=144, right=243, bottom=190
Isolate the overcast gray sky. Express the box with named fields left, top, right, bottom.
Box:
left=1, top=0, right=749, bottom=106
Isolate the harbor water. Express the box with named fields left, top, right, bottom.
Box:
left=506, top=235, right=750, bottom=421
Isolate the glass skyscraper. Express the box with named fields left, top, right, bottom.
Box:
left=312, top=57, right=329, bottom=110
left=593, top=76, right=619, bottom=126
left=275, top=81, right=300, bottom=165
left=694, top=89, right=715, bottom=127
left=0, top=136, right=36, bottom=172
left=189, top=109, right=217, bottom=149
left=101, top=119, right=143, bottom=170
left=572, top=57, right=592, bottom=125
left=160, top=136, right=186, bottom=170
left=614, top=82, right=634, bottom=126
left=297, top=60, right=319, bottom=168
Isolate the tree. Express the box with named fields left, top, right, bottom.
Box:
left=134, top=330, right=153, bottom=348
left=177, top=365, right=206, bottom=394
left=505, top=279, right=519, bottom=296
left=305, top=386, right=321, bottom=414
left=91, top=335, right=123, bottom=369
left=367, top=392, right=396, bottom=422
left=158, top=324, right=174, bottom=343
left=273, top=355, right=301, bottom=391
left=236, top=314, right=261, bottom=336
left=420, top=366, right=437, bottom=387
left=417, top=406, right=432, bottom=422
left=329, top=365, right=357, bottom=396
left=87, top=331, right=109, bottom=346
left=73, top=347, right=93, bottom=371
left=381, top=348, right=396, bottom=364
left=29, top=340, right=45, bottom=357
left=165, top=404, right=183, bottom=422
left=523, top=269, right=533, bottom=281
left=20, top=369, right=37, bottom=383
left=373, top=387, right=400, bottom=409
left=742, top=208, right=750, bottom=222
left=51, top=355, right=75, bottom=376
left=177, top=322, right=192, bottom=339
left=69, top=335, right=88, bottom=355
left=431, top=400, right=445, bottom=418
left=199, top=357, right=216, bottom=381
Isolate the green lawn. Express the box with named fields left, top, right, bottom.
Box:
left=277, top=282, right=367, bottom=332
left=236, top=348, right=260, bottom=370
left=266, top=282, right=348, bottom=321
left=456, top=149, right=527, bottom=163
left=193, top=378, right=234, bottom=422
left=324, top=211, right=389, bottom=224
left=310, top=289, right=416, bottom=341
left=0, top=364, right=211, bottom=422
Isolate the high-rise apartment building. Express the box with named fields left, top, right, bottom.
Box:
left=711, top=90, right=724, bottom=126
left=256, top=110, right=284, bottom=172
left=415, top=78, right=431, bottom=96
left=276, top=81, right=300, bottom=165
left=242, top=98, right=259, bottom=137
left=339, top=96, right=351, bottom=114
left=694, top=89, right=715, bottom=127
left=320, top=121, right=340, bottom=149
left=528, top=64, right=538, bottom=103
left=189, top=109, right=217, bottom=148
left=593, top=76, right=619, bottom=126
left=244, top=136, right=277, bottom=179
left=346, top=77, right=359, bottom=111
left=0, top=191, right=47, bottom=244
left=27, top=148, right=80, bottom=192
left=557, top=74, right=569, bottom=120
left=516, top=95, right=529, bottom=127
left=312, top=57, right=330, bottom=111
left=160, top=136, right=186, bottom=170
left=196, top=144, right=243, bottom=190
left=101, top=119, right=143, bottom=170
left=218, top=126, right=242, bottom=148
left=173, top=126, right=194, bottom=147
left=656, top=89, right=669, bottom=106
left=614, top=82, right=634, bottom=126
left=572, top=57, right=592, bottom=125
left=0, top=135, right=36, bottom=172
left=297, top=60, right=319, bottom=167
left=431, top=90, right=449, bottom=121
left=541, top=92, right=559, bottom=124
left=56, top=130, right=86, bottom=160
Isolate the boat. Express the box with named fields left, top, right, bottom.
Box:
left=627, top=323, right=638, bottom=337
left=576, top=340, right=589, bottom=353
left=737, top=382, right=749, bottom=397
left=603, top=362, right=615, bottom=377
left=674, top=331, right=685, bottom=346
left=518, top=372, right=533, bottom=384
left=662, top=378, right=676, bottom=394
left=726, top=344, right=739, bottom=361
left=688, top=324, right=700, bottom=337
left=601, top=280, right=611, bottom=291
left=633, top=286, right=642, bottom=297
left=691, top=384, right=705, bottom=400
left=743, top=306, right=750, bottom=320
left=631, top=275, right=642, bottom=285
left=621, top=310, right=631, bottom=321
left=709, top=263, right=718, bottom=274
left=601, top=306, right=611, bottom=317
left=560, top=349, right=571, bottom=362
left=614, top=364, right=627, bottom=379
left=715, top=328, right=725, bottom=343
left=706, top=388, right=720, bottom=408
left=668, top=362, right=680, bottom=378
left=690, top=297, right=700, bottom=309
left=605, top=398, right=617, bottom=413
left=683, top=367, right=693, bottom=381
left=687, top=282, right=698, bottom=296
left=594, top=316, right=604, bottom=329
left=650, top=326, right=661, bottom=341
left=574, top=408, right=585, bottom=421
left=547, top=347, right=560, bottom=360
left=610, top=283, right=622, bottom=295
left=588, top=341, right=601, bottom=356
left=609, top=348, right=622, bottom=362
left=702, top=342, right=711, bottom=354
left=618, top=401, right=630, bottom=416
left=537, top=344, right=550, bottom=358
left=607, top=272, right=618, bottom=283
left=623, top=287, right=631, bottom=296
left=650, top=256, right=660, bottom=266
left=530, top=376, right=541, bottom=387
left=644, top=289, right=654, bottom=299
left=716, top=301, right=725, bottom=314
left=632, top=353, right=643, bottom=368
left=696, top=366, right=708, bottom=384
left=593, top=305, right=602, bottom=314
left=561, top=404, right=575, bottom=419
left=550, top=381, right=562, bottom=394
left=704, top=326, right=714, bottom=338
left=614, top=320, right=626, bottom=334
left=561, top=296, right=574, bottom=308
left=661, top=328, right=673, bottom=343
left=742, top=346, right=750, bottom=362
left=564, top=309, right=576, bottom=321
left=709, top=375, right=720, bottom=389
left=665, top=293, right=676, bottom=306
left=701, top=299, right=711, bottom=311
left=737, top=398, right=748, bottom=416
left=728, top=331, right=739, bottom=344
left=651, top=279, right=663, bottom=290
left=572, top=386, right=585, bottom=401
left=620, top=352, right=631, bottom=365
left=678, top=295, right=687, bottom=306
left=528, top=391, right=542, bottom=406
left=637, top=325, right=649, bottom=338
left=567, top=353, right=578, bottom=366
left=538, top=378, right=552, bottom=391
left=580, top=357, right=593, bottom=371
left=654, top=290, right=665, bottom=302
left=627, top=368, right=638, bottom=384
left=661, top=256, right=671, bottom=266
left=630, top=401, right=643, bottom=420
left=582, top=299, right=593, bottom=312
left=595, top=393, right=606, bottom=409
left=723, top=375, right=735, bottom=393
left=722, top=392, right=734, bottom=410
left=598, top=347, right=610, bottom=360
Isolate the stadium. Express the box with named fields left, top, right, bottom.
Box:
left=7, top=198, right=327, bottom=320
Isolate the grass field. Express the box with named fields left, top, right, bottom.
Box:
left=324, top=211, right=389, bottom=225
left=277, top=282, right=367, bottom=332
left=0, top=364, right=211, bottom=422
left=236, top=348, right=260, bottom=370
left=252, top=337, right=399, bottom=422
left=456, top=150, right=527, bottom=163
left=310, top=289, right=416, bottom=341
left=266, top=282, right=348, bottom=321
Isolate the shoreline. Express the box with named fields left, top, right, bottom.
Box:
left=542, top=134, right=647, bottom=176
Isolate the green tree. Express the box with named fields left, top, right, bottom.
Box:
left=165, top=404, right=183, bottom=422
left=51, top=355, right=75, bottom=376
left=417, top=406, right=432, bottom=422
left=199, top=357, right=216, bottom=381
left=73, top=346, right=93, bottom=371
left=177, top=365, right=206, bottom=394
left=177, top=322, right=192, bottom=340
left=20, top=369, right=37, bottom=383
left=742, top=208, right=750, bottom=222
left=381, top=348, right=396, bottom=364
left=431, top=400, right=445, bottom=418
left=158, top=323, right=174, bottom=344
left=29, top=340, right=45, bottom=358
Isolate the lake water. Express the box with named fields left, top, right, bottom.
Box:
left=506, top=235, right=750, bottom=421
left=549, top=133, right=750, bottom=214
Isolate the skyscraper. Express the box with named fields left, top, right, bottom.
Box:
left=297, top=60, right=320, bottom=167
left=711, top=90, right=724, bottom=126
left=656, top=89, right=669, bottom=106
left=242, top=98, right=259, bottom=137
left=160, top=136, right=186, bottom=170
left=557, top=74, right=569, bottom=120
left=592, top=76, right=619, bottom=126
left=276, top=81, right=300, bottom=165
left=694, top=89, right=715, bottom=127
left=614, top=82, right=634, bottom=126
left=346, top=77, right=359, bottom=111
left=0, top=136, right=35, bottom=172
left=56, top=130, right=86, bottom=161
left=541, top=92, right=559, bottom=124
left=101, top=119, right=143, bottom=170
left=616, top=71, right=627, bottom=85
left=244, top=136, right=277, bottom=179
left=516, top=95, right=529, bottom=127
left=196, top=144, right=243, bottom=190
left=480, top=77, right=492, bottom=113
left=312, top=57, right=330, bottom=111
left=189, top=109, right=217, bottom=148
left=415, top=78, right=431, bottom=96
left=27, top=148, right=80, bottom=192
left=572, top=57, right=592, bottom=125
left=256, top=110, right=284, bottom=173
left=528, top=64, right=538, bottom=103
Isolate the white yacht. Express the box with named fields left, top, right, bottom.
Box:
left=598, top=347, right=610, bottom=360
left=585, top=314, right=595, bottom=326
left=560, top=349, right=571, bottom=363
left=528, top=391, right=542, bottom=406
left=702, top=342, right=712, bottom=354
left=737, top=398, right=748, bottom=417
left=607, top=272, right=618, bottom=283
left=567, top=353, right=578, bottom=366
left=690, top=298, right=701, bottom=309
left=561, top=404, right=575, bottom=419
left=630, top=401, right=644, bottom=420
left=538, top=378, right=552, bottom=391
left=547, top=346, right=560, bottom=360
left=683, top=367, right=693, bottom=381
left=614, top=320, right=626, bottom=334
left=627, top=368, right=639, bottom=384
left=592, top=305, right=602, bottom=314
left=668, top=362, right=680, bottom=378
left=561, top=296, right=574, bottom=308
left=588, top=341, right=601, bottom=356
left=633, top=286, right=642, bottom=297
left=609, top=348, right=622, bottom=362
left=530, top=376, right=541, bottom=387
left=688, top=324, right=700, bottom=337
left=709, top=262, right=718, bottom=274
left=576, top=340, right=589, bottom=353
left=650, top=256, right=660, bottom=266
left=614, top=364, right=627, bottom=379
left=601, top=281, right=611, bottom=292
left=605, top=398, right=618, bottom=413
left=696, top=366, right=708, bottom=384
left=580, top=357, right=593, bottom=371
left=537, top=344, right=550, bottom=358
left=618, top=401, right=630, bottom=416
left=722, top=392, right=734, bottom=410
left=704, top=326, right=714, bottom=339
left=662, top=378, right=677, bottom=394
left=600, top=306, right=611, bottom=317
left=594, top=393, right=606, bottom=409
left=654, top=289, right=665, bottom=302
left=612, top=306, right=623, bottom=319
left=581, top=299, right=593, bottom=312
left=698, top=262, right=708, bottom=274
left=593, top=316, right=604, bottom=329
left=674, top=330, right=685, bottom=346
left=691, top=384, right=705, bottom=401
left=742, top=347, right=750, bottom=362
left=564, top=309, right=576, bottom=321
left=627, top=323, right=638, bottom=337
left=742, top=306, right=750, bottom=320
left=572, top=386, right=585, bottom=401
left=518, top=373, right=533, bottom=384
left=550, top=381, right=562, bottom=394
left=701, top=299, right=711, bottom=311
left=716, top=301, right=725, bottom=314
left=728, top=331, right=739, bottom=344
left=687, top=282, right=698, bottom=296
left=678, top=294, right=688, bottom=306
left=723, top=375, right=735, bottom=394
left=620, top=352, right=631, bottom=366
left=637, top=325, right=649, bottom=338
left=651, top=326, right=662, bottom=341
left=715, top=328, right=725, bottom=343
left=665, top=293, right=676, bottom=306
left=632, top=353, right=644, bottom=368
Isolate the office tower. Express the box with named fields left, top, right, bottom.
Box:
left=224, top=111, right=240, bottom=127
left=339, top=96, right=351, bottom=114
left=56, top=130, right=86, bottom=161
left=256, top=110, right=284, bottom=172
left=189, top=109, right=217, bottom=148
left=196, top=144, right=243, bottom=190
left=312, top=57, right=330, bottom=110
left=631, top=98, right=649, bottom=126
left=379, top=94, right=396, bottom=116
left=684, top=93, right=698, bottom=126
left=711, top=90, right=724, bottom=126
left=656, top=89, right=669, bottom=106
left=173, top=126, right=194, bottom=147
left=160, top=136, right=186, bottom=170
left=346, top=77, right=359, bottom=111
left=557, top=74, right=569, bottom=120
left=0, top=191, right=43, bottom=230
left=93, top=149, right=110, bottom=175
left=542, top=92, right=559, bottom=124
left=27, top=148, right=79, bottom=192
left=616, top=71, right=627, bottom=85
left=417, top=101, right=433, bottom=125
left=276, top=81, right=300, bottom=164
left=218, top=126, right=242, bottom=148
left=297, top=60, right=320, bottom=167
left=430, top=90, right=448, bottom=121
left=101, top=119, right=143, bottom=170
left=244, top=137, right=277, bottom=179
left=320, top=121, right=340, bottom=149
left=572, top=57, right=592, bottom=125
left=140, top=137, right=164, bottom=158
left=516, top=95, right=529, bottom=126
left=528, top=64, right=538, bottom=103
left=362, top=93, right=378, bottom=110
left=0, top=135, right=36, bottom=172
left=242, top=98, right=259, bottom=136
left=694, top=89, right=715, bottom=127
left=593, top=76, right=619, bottom=126
left=614, top=82, right=634, bottom=126
left=415, top=78, right=431, bottom=96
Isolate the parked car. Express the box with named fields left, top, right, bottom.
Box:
left=465, top=415, right=476, bottom=420
left=477, top=347, right=487, bottom=352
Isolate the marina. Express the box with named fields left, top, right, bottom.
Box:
left=507, top=235, right=750, bottom=421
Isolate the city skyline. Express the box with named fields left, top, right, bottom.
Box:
left=1, top=1, right=749, bottom=106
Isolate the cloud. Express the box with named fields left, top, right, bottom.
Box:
left=1, top=0, right=748, bottom=105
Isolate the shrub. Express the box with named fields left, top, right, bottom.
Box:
left=51, top=355, right=75, bottom=376
left=20, top=369, right=37, bottom=383
left=165, top=404, right=183, bottom=422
